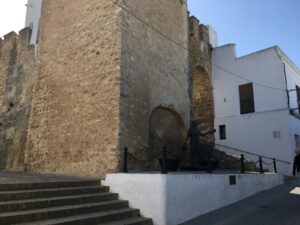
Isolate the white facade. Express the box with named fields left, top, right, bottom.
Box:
left=212, top=44, right=300, bottom=176
left=103, top=173, right=283, bottom=225
left=207, top=25, right=218, bottom=48
left=25, top=0, right=43, bottom=45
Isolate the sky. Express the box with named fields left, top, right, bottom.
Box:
left=0, top=0, right=299, bottom=67
left=188, top=0, right=300, bottom=67
left=0, top=0, right=27, bottom=37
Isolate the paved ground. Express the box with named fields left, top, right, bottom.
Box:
left=182, top=177, right=300, bottom=225
left=0, top=171, right=94, bottom=183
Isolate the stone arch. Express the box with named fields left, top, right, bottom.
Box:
left=149, top=107, right=186, bottom=165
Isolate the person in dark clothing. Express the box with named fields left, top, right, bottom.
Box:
left=293, top=154, right=300, bottom=177
left=182, top=121, right=216, bottom=167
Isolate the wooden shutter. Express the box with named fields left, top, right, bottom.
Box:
left=239, top=83, right=255, bottom=114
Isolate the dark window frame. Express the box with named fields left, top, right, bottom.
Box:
left=219, top=125, right=226, bottom=140
left=296, top=85, right=300, bottom=114
left=295, top=134, right=300, bottom=148
left=239, top=83, right=255, bottom=114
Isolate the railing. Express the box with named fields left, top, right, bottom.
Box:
left=215, top=144, right=290, bottom=165
left=216, top=144, right=290, bottom=174
left=240, top=154, right=278, bottom=174
left=122, top=147, right=180, bottom=174
left=122, top=143, right=289, bottom=174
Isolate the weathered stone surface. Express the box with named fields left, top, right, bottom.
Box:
left=212, top=148, right=259, bottom=172
left=24, top=0, right=122, bottom=178
left=119, top=0, right=190, bottom=170
left=0, top=28, right=35, bottom=171
left=0, top=0, right=217, bottom=177
left=189, top=17, right=215, bottom=144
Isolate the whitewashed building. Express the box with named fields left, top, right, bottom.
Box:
left=25, top=0, right=43, bottom=45
left=212, top=44, right=300, bottom=176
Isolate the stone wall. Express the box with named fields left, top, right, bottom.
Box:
left=0, top=1, right=216, bottom=177
left=119, top=0, right=190, bottom=169
left=24, top=0, right=123, bottom=178
left=189, top=17, right=215, bottom=144
left=0, top=28, right=35, bottom=171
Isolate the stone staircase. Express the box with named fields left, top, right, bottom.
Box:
left=0, top=179, right=152, bottom=225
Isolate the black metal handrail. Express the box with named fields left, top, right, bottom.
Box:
left=122, top=145, right=282, bottom=174
left=122, top=147, right=180, bottom=174
left=240, top=154, right=278, bottom=174
left=216, top=144, right=290, bottom=165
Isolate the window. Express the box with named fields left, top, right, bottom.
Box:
left=296, top=86, right=300, bottom=114
left=239, top=83, right=255, bottom=114
left=295, top=135, right=300, bottom=148
left=219, top=125, right=226, bottom=140
left=273, top=131, right=281, bottom=139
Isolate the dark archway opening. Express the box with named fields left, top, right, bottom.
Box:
left=149, top=107, right=186, bottom=169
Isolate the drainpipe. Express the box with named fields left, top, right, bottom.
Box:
left=283, top=62, right=291, bottom=111
left=274, top=47, right=290, bottom=111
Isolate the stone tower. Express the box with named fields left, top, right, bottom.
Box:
left=0, top=0, right=216, bottom=178
left=23, top=0, right=191, bottom=177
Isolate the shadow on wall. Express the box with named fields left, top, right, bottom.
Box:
left=149, top=107, right=186, bottom=169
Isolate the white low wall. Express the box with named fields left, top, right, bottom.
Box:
left=103, top=173, right=284, bottom=225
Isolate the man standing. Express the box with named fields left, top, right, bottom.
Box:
left=183, top=121, right=216, bottom=167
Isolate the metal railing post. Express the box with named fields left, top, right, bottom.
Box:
left=241, top=154, right=245, bottom=174
left=122, top=147, right=128, bottom=173
left=161, top=146, right=168, bottom=174
left=273, top=158, right=277, bottom=173
left=259, top=157, right=264, bottom=174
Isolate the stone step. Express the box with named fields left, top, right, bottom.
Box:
left=0, top=200, right=129, bottom=224
left=0, top=186, right=109, bottom=201
left=0, top=192, right=118, bottom=213
left=17, top=208, right=140, bottom=225
left=0, top=180, right=101, bottom=191
left=97, top=216, right=153, bottom=225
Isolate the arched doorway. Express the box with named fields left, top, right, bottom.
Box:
left=149, top=107, right=186, bottom=168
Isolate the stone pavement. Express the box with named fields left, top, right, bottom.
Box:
left=181, top=177, right=300, bottom=225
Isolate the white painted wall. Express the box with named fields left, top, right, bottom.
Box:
left=213, top=45, right=287, bottom=119
left=289, top=115, right=300, bottom=151
left=215, top=109, right=293, bottom=175
left=212, top=45, right=299, bottom=176
left=281, top=54, right=300, bottom=111
left=103, top=173, right=284, bottom=225
left=207, top=25, right=218, bottom=48
left=25, top=0, right=43, bottom=45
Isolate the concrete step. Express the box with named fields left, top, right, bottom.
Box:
left=17, top=208, right=141, bottom=225
left=0, top=192, right=118, bottom=213
left=0, top=200, right=129, bottom=224
left=0, top=186, right=109, bottom=201
left=97, top=216, right=153, bottom=225
left=0, top=180, right=101, bottom=191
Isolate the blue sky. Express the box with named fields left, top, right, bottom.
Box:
left=0, top=1, right=299, bottom=68
left=188, top=0, right=300, bottom=67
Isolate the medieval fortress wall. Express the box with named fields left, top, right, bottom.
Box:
left=119, top=0, right=191, bottom=169
left=0, top=28, right=35, bottom=171
left=0, top=0, right=214, bottom=177
left=24, top=0, right=123, bottom=178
